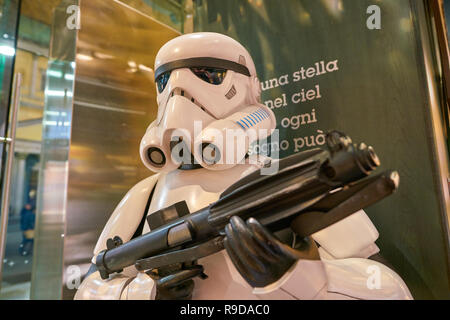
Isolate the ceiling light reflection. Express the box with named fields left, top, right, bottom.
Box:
left=48, top=70, right=63, bottom=78
left=77, top=53, right=93, bottom=61
left=0, top=45, right=15, bottom=56
left=45, top=89, right=73, bottom=97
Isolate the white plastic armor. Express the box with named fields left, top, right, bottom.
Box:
left=75, top=32, right=412, bottom=300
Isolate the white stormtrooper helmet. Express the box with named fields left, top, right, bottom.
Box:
left=140, top=32, right=276, bottom=173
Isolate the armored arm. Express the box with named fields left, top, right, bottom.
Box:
left=74, top=175, right=159, bottom=300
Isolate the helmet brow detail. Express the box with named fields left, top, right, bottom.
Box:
left=238, top=55, right=246, bottom=66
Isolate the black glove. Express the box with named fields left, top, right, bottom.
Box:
left=224, top=216, right=310, bottom=288
left=156, top=277, right=195, bottom=300
left=152, top=265, right=204, bottom=300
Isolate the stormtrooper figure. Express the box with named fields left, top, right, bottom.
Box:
left=75, top=32, right=412, bottom=300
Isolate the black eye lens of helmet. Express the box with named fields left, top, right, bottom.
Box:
left=156, top=71, right=171, bottom=93
left=190, top=67, right=227, bottom=85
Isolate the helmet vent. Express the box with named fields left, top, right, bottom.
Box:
left=238, top=55, right=246, bottom=66
left=225, top=85, right=237, bottom=100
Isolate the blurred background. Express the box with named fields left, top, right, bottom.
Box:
left=0, top=0, right=448, bottom=300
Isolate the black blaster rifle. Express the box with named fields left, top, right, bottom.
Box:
left=96, top=131, right=399, bottom=281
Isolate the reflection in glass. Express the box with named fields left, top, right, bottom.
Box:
left=0, top=0, right=78, bottom=300
left=30, top=0, right=78, bottom=300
